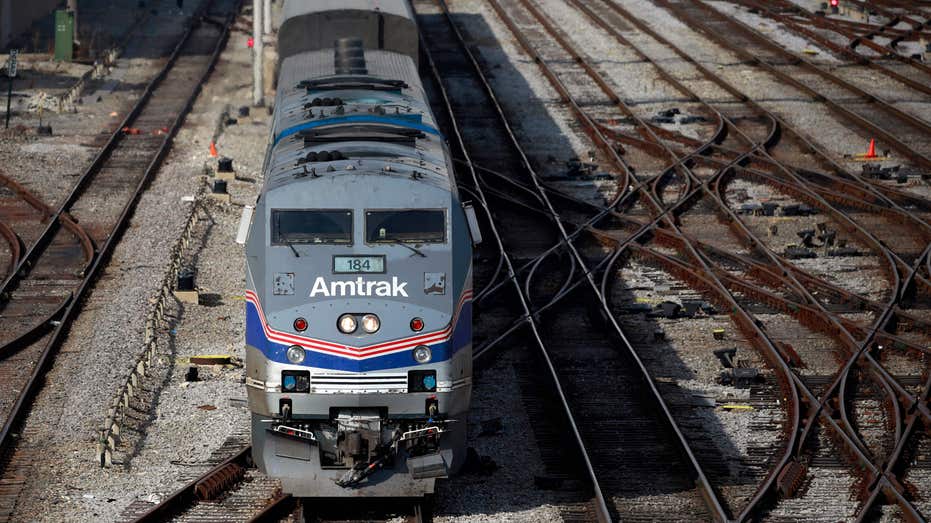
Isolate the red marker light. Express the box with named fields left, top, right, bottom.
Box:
left=410, top=317, right=424, bottom=332
left=247, top=37, right=255, bottom=48
left=830, top=0, right=838, bottom=6
left=293, top=317, right=308, bottom=332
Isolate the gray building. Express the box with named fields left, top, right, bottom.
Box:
left=1, top=0, right=60, bottom=49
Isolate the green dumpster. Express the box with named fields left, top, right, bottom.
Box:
left=54, top=10, right=74, bottom=62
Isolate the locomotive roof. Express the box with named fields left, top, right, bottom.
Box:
left=261, top=145, right=452, bottom=196
left=277, top=50, right=427, bottom=101
left=279, top=0, right=418, bottom=62
left=273, top=50, right=434, bottom=148
left=281, top=0, right=415, bottom=22
left=261, top=46, right=454, bottom=199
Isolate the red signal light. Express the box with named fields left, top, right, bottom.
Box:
left=830, top=0, right=838, bottom=6
left=293, top=317, right=308, bottom=332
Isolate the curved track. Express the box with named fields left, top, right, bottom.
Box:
left=416, top=0, right=931, bottom=520
left=0, top=2, right=239, bottom=520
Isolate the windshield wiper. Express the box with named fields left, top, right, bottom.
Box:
left=393, top=240, right=425, bottom=257
left=285, top=240, right=300, bottom=258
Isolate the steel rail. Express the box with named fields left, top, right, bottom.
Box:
left=800, top=16, right=931, bottom=42
left=604, top=0, right=924, bottom=492
left=623, top=121, right=931, bottom=217
left=599, top=105, right=931, bottom=304
left=740, top=0, right=931, bottom=94
left=660, top=0, right=931, bottom=380
left=583, top=1, right=931, bottom=518
left=852, top=0, right=931, bottom=24
left=0, top=170, right=95, bottom=269
left=592, top=0, right=928, bottom=339
left=467, top=159, right=729, bottom=361
left=0, top=171, right=94, bottom=357
left=552, top=0, right=931, bottom=516
left=589, top=0, right=930, bottom=335
left=478, top=145, right=923, bottom=520
left=461, top=105, right=738, bottom=303
left=516, top=1, right=836, bottom=520
left=428, top=1, right=788, bottom=520
left=131, top=446, right=252, bottom=522
left=473, top=153, right=926, bottom=520
left=502, top=0, right=896, bottom=516
left=479, top=155, right=931, bottom=367
left=0, top=1, right=225, bottom=362
left=0, top=0, right=238, bottom=483
left=421, top=1, right=619, bottom=518
left=459, top=151, right=931, bottom=522
left=538, top=159, right=931, bottom=347
left=465, top=173, right=654, bottom=308
left=624, top=242, right=924, bottom=521
left=736, top=0, right=931, bottom=81
left=245, top=493, right=297, bottom=523
left=582, top=0, right=931, bottom=256
left=838, top=0, right=931, bottom=51
left=0, top=222, right=19, bottom=277
left=858, top=372, right=931, bottom=522
left=659, top=0, right=931, bottom=173
left=0, top=2, right=216, bottom=305
left=421, top=5, right=644, bottom=519
left=481, top=0, right=747, bottom=517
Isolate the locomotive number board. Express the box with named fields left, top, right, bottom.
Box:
left=332, top=255, right=386, bottom=274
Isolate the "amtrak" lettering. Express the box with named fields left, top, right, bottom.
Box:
left=309, top=277, right=409, bottom=298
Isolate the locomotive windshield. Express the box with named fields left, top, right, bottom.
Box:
left=272, top=209, right=352, bottom=244
left=365, top=210, right=445, bottom=243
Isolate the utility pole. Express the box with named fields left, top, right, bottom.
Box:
left=5, top=49, right=17, bottom=129
left=252, top=0, right=264, bottom=106
left=263, top=0, right=271, bottom=35
left=67, top=0, right=79, bottom=45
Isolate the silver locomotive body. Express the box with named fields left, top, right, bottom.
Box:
left=243, top=0, right=474, bottom=498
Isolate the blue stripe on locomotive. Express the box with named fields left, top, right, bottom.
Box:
left=245, top=297, right=472, bottom=373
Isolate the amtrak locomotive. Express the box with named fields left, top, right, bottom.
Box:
left=242, top=0, right=478, bottom=499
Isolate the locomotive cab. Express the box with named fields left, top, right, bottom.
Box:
left=245, top=172, right=473, bottom=496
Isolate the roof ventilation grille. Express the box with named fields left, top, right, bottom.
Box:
left=334, top=38, right=367, bottom=75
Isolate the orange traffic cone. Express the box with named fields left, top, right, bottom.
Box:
left=209, top=141, right=218, bottom=157
left=865, top=139, right=877, bottom=159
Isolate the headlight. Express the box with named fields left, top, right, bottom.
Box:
left=412, top=345, right=432, bottom=364
left=338, top=314, right=357, bottom=334
left=286, top=345, right=305, bottom=364
left=361, top=314, right=380, bottom=333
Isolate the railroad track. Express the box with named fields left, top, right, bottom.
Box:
left=0, top=173, right=56, bottom=280
left=730, top=0, right=931, bottom=86
left=119, top=437, right=293, bottom=523
left=657, top=0, right=931, bottom=173
left=20, top=0, right=927, bottom=521
left=415, top=0, right=751, bottom=520
left=121, top=437, right=427, bottom=523
left=0, top=1, right=240, bottom=520
left=416, top=0, right=931, bottom=520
